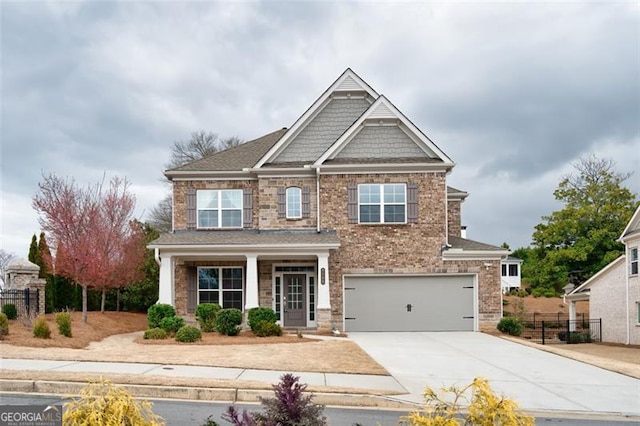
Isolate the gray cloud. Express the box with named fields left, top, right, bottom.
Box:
left=1, top=1, right=638, bottom=254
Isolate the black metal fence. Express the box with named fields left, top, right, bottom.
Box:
left=0, top=288, right=40, bottom=316
left=524, top=312, right=589, bottom=324
left=522, top=319, right=602, bottom=345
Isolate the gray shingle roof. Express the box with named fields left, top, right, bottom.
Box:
left=167, top=128, right=288, bottom=173
left=149, top=230, right=340, bottom=248
left=448, top=236, right=505, bottom=251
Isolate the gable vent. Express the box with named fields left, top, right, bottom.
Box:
left=368, top=102, right=395, bottom=119
left=336, top=75, right=363, bottom=92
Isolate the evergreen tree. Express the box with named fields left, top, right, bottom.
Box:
left=28, top=234, right=38, bottom=264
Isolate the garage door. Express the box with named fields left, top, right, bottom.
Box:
left=344, top=275, right=475, bottom=332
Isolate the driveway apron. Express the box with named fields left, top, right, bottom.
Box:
left=348, top=332, right=640, bottom=415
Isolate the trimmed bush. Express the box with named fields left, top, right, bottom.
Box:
left=33, top=316, right=51, bottom=339
left=216, top=308, right=243, bottom=336
left=0, top=312, right=8, bottom=339
left=195, top=303, right=221, bottom=332
left=159, top=315, right=185, bottom=335
left=147, top=303, right=176, bottom=329
left=63, top=380, right=164, bottom=425
left=55, top=311, right=73, bottom=337
left=247, top=307, right=278, bottom=332
left=2, top=303, right=17, bottom=320
left=253, top=320, right=282, bottom=337
left=175, top=325, right=202, bottom=342
left=143, top=328, right=168, bottom=340
left=558, top=331, right=592, bottom=343
left=497, top=317, right=523, bottom=336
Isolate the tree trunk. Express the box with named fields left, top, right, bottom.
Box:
left=101, top=289, right=106, bottom=313
left=82, top=284, right=88, bottom=323
left=116, top=288, right=120, bottom=312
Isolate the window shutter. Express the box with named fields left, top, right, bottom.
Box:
left=186, top=188, right=197, bottom=230
left=407, top=183, right=418, bottom=223
left=302, top=186, right=310, bottom=218
left=187, top=267, right=197, bottom=314
left=347, top=183, right=358, bottom=223
left=277, top=187, right=286, bottom=219
left=243, top=188, right=253, bottom=228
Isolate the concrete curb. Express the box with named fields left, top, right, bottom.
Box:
left=0, top=379, right=418, bottom=410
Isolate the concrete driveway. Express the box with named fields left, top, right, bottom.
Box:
left=349, top=332, right=640, bottom=416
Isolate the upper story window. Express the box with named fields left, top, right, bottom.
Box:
left=359, top=183, right=406, bottom=224
left=631, top=247, right=638, bottom=275
left=197, top=189, right=243, bottom=228
left=286, top=187, right=302, bottom=219
left=502, top=263, right=518, bottom=277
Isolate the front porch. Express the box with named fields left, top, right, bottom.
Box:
left=149, top=230, right=340, bottom=331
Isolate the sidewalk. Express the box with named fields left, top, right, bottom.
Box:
left=0, top=357, right=412, bottom=408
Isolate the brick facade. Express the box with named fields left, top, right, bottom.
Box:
left=447, top=200, right=462, bottom=237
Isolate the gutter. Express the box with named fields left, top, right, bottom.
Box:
left=154, top=248, right=161, bottom=266
left=626, top=252, right=630, bottom=345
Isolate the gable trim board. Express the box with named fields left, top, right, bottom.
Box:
left=620, top=205, right=640, bottom=242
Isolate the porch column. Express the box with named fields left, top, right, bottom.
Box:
left=245, top=254, right=259, bottom=310
left=568, top=300, right=577, bottom=332
left=317, top=253, right=330, bottom=309
left=158, top=253, right=173, bottom=305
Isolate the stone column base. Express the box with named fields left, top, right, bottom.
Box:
left=316, top=309, right=332, bottom=333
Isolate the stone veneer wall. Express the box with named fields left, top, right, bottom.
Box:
left=447, top=200, right=462, bottom=237
left=258, top=177, right=317, bottom=229
left=319, top=172, right=502, bottom=331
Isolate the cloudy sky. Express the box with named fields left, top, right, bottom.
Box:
left=1, top=1, right=639, bottom=257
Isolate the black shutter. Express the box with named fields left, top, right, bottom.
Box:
left=302, top=186, right=310, bottom=218
left=187, top=267, right=197, bottom=314
left=347, top=183, right=358, bottom=224
left=277, top=187, right=286, bottom=219
left=243, top=188, right=253, bottom=228
left=407, top=183, right=418, bottom=223
left=186, top=188, right=197, bottom=230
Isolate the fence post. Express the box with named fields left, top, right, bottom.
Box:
left=24, top=288, right=30, bottom=313
left=533, top=312, right=536, bottom=329
left=598, top=318, right=602, bottom=343
left=542, top=321, right=545, bottom=345
left=566, top=319, right=570, bottom=344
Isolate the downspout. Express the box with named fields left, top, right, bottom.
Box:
left=626, top=253, right=630, bottom=345
left=316, top=167, right=321, bottom=233
left=154, top=248, right=161, bottom=266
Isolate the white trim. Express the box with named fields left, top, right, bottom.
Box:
left=285, top=187, right=302, bottom=219
left=196, top=189, right=243, bottom=229
left=442, top=250, right=509, bottom=260
left=255, top=69, right=379, bottom=168
left=314, top=95, right=454, bottom=167
left=620, top=205, right=640, bottom=242
left=357, top=183, right=407, bottom=225
left=196, top=266, right=245, bottom=310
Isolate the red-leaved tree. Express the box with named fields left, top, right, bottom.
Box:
left=32, top=173, right=146, bottom=322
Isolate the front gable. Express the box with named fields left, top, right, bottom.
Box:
left=256, top=69, right=453, bottom=171
left=620, top=205, right=640, bottom=243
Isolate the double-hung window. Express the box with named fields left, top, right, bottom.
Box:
left=198, top=267, right=244, bottom=310
left=197, top=189, right=242, bottom=228
left=286, top=187, right=302, bottom=219
left=631, top=247, right=638, bottom=276
left=359, top=183, right=406, bottom=224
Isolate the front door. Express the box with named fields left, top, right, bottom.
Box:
left=284, top=274, right=306, bottom=327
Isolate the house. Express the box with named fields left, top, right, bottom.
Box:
left=148, top=69, right=509, bottom=333
left=566, top=205, right=640, bottom=345
left=501, top=256, right=523, bottom=294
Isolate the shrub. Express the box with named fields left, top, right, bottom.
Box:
left=159, top=315, right=185, bottom=335
left=143, top=328, right=168, bottom=340
left=175, top=325, right=202, bottom=343
left=55, top=310, right=73, bottom=337
left=63, top=380, right=164, bottom=425
left=216, top=308, right=243, bottom=336
left=147, top=303, right=176, bottom=328
left=223, top=374, right=325, bottom=426
left=195, top=303, right=221, bottom=332
left=247, top=307, right=278, bottom=332
left=253, top=320, right=282, bottom=337
left=558, top=331, right=592, bottom=343
left=399, top=377, right=534, bottom=426
left=497, top=317, right=523, bottom=336
left=2, top=303, right=17, bottom=320
left=33, top=316, right=51, bottom=339
left=0, top=312, right=8, bottom=340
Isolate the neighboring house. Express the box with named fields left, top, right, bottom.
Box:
left=149, top=69, right=509, bottom=333
left=501, top=256, right=523, bottom=294
left=566, top=205, right=640, bottom=345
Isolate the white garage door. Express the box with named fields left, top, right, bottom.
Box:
left=344, top=275, right=475, bottom=332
